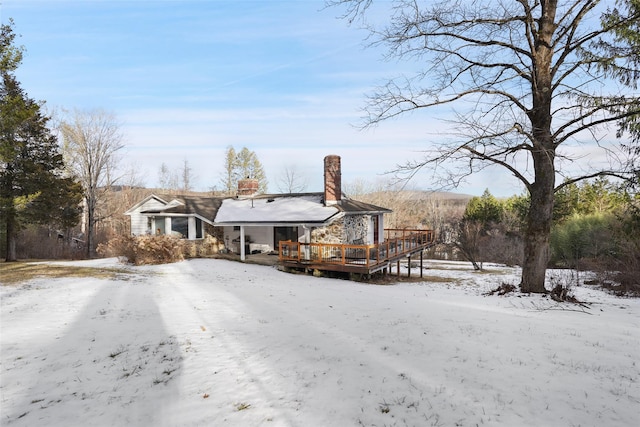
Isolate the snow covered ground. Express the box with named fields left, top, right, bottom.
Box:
left=1, top=258, right=638, bottom=427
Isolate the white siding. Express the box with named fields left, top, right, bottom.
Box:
left=247, top=226, right=272, bottom=249
left=128, top=198, right=169, bottom=236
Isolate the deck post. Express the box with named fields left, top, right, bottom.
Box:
left=420, top=251, right=424, bottom=278
left=396, top=260, right=400, bottom=277
left=407, top=255, right=411, bottom=278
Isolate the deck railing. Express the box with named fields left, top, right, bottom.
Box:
left=279, top=229, right=435, bottom=269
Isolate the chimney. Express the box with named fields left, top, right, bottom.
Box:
left=324, top=155, right=341, bottom=205
left=237, top=178, right=259, bottom=197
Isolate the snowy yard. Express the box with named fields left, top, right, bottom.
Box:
left=1, top=258, right=638, bottom=426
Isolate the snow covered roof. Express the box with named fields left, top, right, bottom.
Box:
left=127, top=192, right=392, bottom=227
left=214, top=194, right=342, bottom=225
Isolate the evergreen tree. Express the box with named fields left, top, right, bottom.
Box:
left=220, top=146, right=267, bottom=195
left=236, top=147, right=268, bottom=193
left=1, top=21, right=82, bottom=261
left=463, top=189, right=503, bottom=225
left=553, top=182, right=581, bottom=223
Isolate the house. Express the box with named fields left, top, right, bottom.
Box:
left=125, top=194, right=223, bottom=240
left=125, top=155, right=389, bottom=254
left=125, top=155, right=435, bottom=276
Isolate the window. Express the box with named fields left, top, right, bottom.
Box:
left=171, top=217, right=188, bottom=238
left=155, top=217, right=166, bottom=235
left=196, top=218, right=203, bottom=238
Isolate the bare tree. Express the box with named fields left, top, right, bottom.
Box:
left=61, top=109, right=124, bottom=257
left=343, top=178, right=376, bottom=199
left=455, top=220, right=484, bottom=271
left=220, top=145, right=239, bottom=195
left=180, top=159, right=196, bottom=192
left=158, top=162, right=179, bottom=192
left=276, top=164, right=309, bottom=193
left=121, top=162, right=146, bottom=189
left=330, top=0, right=640, bottom=292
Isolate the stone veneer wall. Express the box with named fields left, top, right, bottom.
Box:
left=311, top=215, right=370, bottom=244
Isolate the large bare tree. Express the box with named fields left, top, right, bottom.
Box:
left=330, top=0, right=640, bottom=292
left=60, top=109, right=124, bottom=257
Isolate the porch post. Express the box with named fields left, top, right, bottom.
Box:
left=304, top=226, right=311, bottom=260
left=240, top=226, right=246, bottom=261
left=188, top=217, right=196, bottom=240
left=165, top=217, right=172, bottom=235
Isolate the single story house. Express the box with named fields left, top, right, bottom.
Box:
left=125, top=155, right=391, bottom=260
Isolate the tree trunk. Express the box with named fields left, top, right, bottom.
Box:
left=520, top=0, right=557, bottom=293
left=5, top=213, right=17, bottom=262
left=521, top=170, right=554, bottom=293
left=86, top=195, right=96, bottom=258
left=520, top=144, right=555, bottom=293
left=3, top=173, right=17, bottom=262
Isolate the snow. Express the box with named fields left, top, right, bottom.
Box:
left=1, top=258, right=638, bottom=427
left=214, top=195, right=340, bottom=224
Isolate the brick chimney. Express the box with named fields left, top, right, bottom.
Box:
left=237, top=178, right=259, bottom=196
left=324, top=155, right=341, bottom=206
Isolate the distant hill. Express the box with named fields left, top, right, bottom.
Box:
left=353, top=189, right=474, bottom=205
left=398, top=190, right=474, bottom=201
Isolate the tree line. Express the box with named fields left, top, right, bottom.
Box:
left=352, top=178, right=639, bottom=291
left=455, top=179, right=639, bottom=278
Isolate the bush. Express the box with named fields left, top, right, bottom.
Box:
left=182, top=235, right=223, bottom=258
left=97, top=235, right=185, bottom=265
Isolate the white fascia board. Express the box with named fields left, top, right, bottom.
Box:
left=213, top=212, right=344, bottom=228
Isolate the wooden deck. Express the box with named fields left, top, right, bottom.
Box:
left=279, top=229, right=436, bottom=276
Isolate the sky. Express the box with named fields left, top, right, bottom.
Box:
left=0, top=0, right=625, bottom=198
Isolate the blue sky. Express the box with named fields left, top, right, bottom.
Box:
left=3, top=0, right=534, bottom=197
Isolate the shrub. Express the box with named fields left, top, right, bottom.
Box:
left=97, top=235, right=185, bottom=265
left=181, top=235, right=223, bottom=258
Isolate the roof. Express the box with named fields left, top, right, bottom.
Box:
left=127, top=192, right=391, bottom=226
left=144, top=194, right=224, bottom=222
left=214, top=194, right=340, bottom=225
left=336, top=198, right=392, bottom=214
left=124, top=194, right=224, bottom=223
